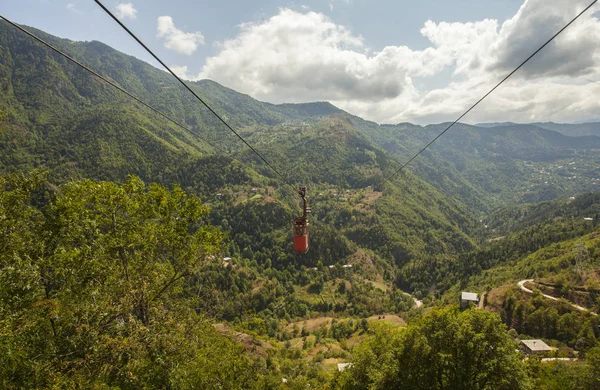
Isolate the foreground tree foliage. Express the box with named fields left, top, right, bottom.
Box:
left=531, top=346, right=600, bottom=390
left=333, top=307, right=530, bottom=390
left=0, top=172, right=256, bottom=389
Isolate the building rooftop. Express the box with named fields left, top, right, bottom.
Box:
left=521, top=339, right=552, bottom=352
left=461, top=292, right=479, bottom=301
left=337, top=363, right=353, bottom=372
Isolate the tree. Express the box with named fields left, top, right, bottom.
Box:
left=0, top=109, right=6, bottom=134
left=44, top=176, right=224, bottom=325
left=576, top=320, right=598, bottom=357
left=586, top=347, right=600, bottom=390
left=574, top=242, right=590, bottom=283
left=334, top=307, right=530, bottom=390
left=0, top=174, right=259, bottom=389
left=0, top=171, right=49, bottom=387
left=360, top=318, right=369, bottom=333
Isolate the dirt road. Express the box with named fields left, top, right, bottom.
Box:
left=517, top=279, right=596, bottom=316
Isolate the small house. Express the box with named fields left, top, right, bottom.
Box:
left=223, top=257, right=232, bottom=262
left=460, top=292, right=479, bottom=310
left=521, top=339, right=552, bottom=355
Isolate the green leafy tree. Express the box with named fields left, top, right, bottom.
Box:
left=587, top=347, right=600, bottom=390
left=0, top=109, right=6, bottom=133
left=0, top=174, right=259, bottom=389
left=334, top=307, right=530, bottom=390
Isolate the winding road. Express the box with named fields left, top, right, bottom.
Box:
left=401, top=292, right=423, bottom=308
left=517, top=279, right=597, bottom=316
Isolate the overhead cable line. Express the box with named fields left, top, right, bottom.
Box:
left=0, top=15, right=230, bottom=157
left=383, top=0, right=599, bottom=185
left=94, top=0, right=298, bottom=194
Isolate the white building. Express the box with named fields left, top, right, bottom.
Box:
left=521, top=339, right=552, bottom=355
left=460, top=292, right=479, bottom=310
left=337, top=363, right=353, bottom=372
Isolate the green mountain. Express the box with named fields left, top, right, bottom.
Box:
left=2, top=22, right=600, bottom=389
left=479, top=121, right=600, bottom=137
left=356, top=120, right=600, bottom=208
left=0, top=22, right=480, bottom=293
left=533, top=122, right=600, bottom=137
left=3, top=22, right=599, bottom=210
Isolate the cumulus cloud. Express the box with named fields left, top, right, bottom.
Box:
left=157, top=16, right=205, bottom=55
left=116, top=3, right=137, bottom=20
left=197, top=9, right=414, bottom=103
left=171, top=65, right=193, bottom=80
left=189, top=0, right=600, bottom=124
left=489, top=0, right=600, bottom=78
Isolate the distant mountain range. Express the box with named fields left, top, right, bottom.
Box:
left=1, top=23, right=600, bottom=388
left=1, top=22, right=599, bottom=213
left=477, top=121, right=600, bottom=137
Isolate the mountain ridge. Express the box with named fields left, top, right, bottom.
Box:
left=2, top=20, right=600, bottom=389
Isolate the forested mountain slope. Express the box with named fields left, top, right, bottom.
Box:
left=534, top=122, right=600, bottom=137
left=2, top=21, right=600, bottom=389
left=3, top=21, right=600, bottom=296
left=355, top=119, right=600, bottom=208
left=479, top=121, right=600, bottom=137
left=0, top=22, right=478, bottom=295
left=3, top=23, right=600, bottom=212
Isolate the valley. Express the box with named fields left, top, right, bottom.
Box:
left=0, top=20, right=599, bottom=389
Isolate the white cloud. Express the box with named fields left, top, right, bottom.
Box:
left=489, top=0, right=600, bottom=78
left=171, top=65, right=193, bottom=80
left=197, top=9, right=412, bottom=104
left=66, top=3, right=75, bottom=9
left=116, top=3, right=137, bottom=20
left=187, top=0, right=600, bottom=124
left=157, top=16, right=205, bottom=55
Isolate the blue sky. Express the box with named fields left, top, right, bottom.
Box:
left=3, top=0, right=600, bottom=124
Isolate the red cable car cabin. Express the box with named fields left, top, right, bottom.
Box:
left=294, top=216, right=308, bottom=253
left=294, top=186, right=310, bottom=253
